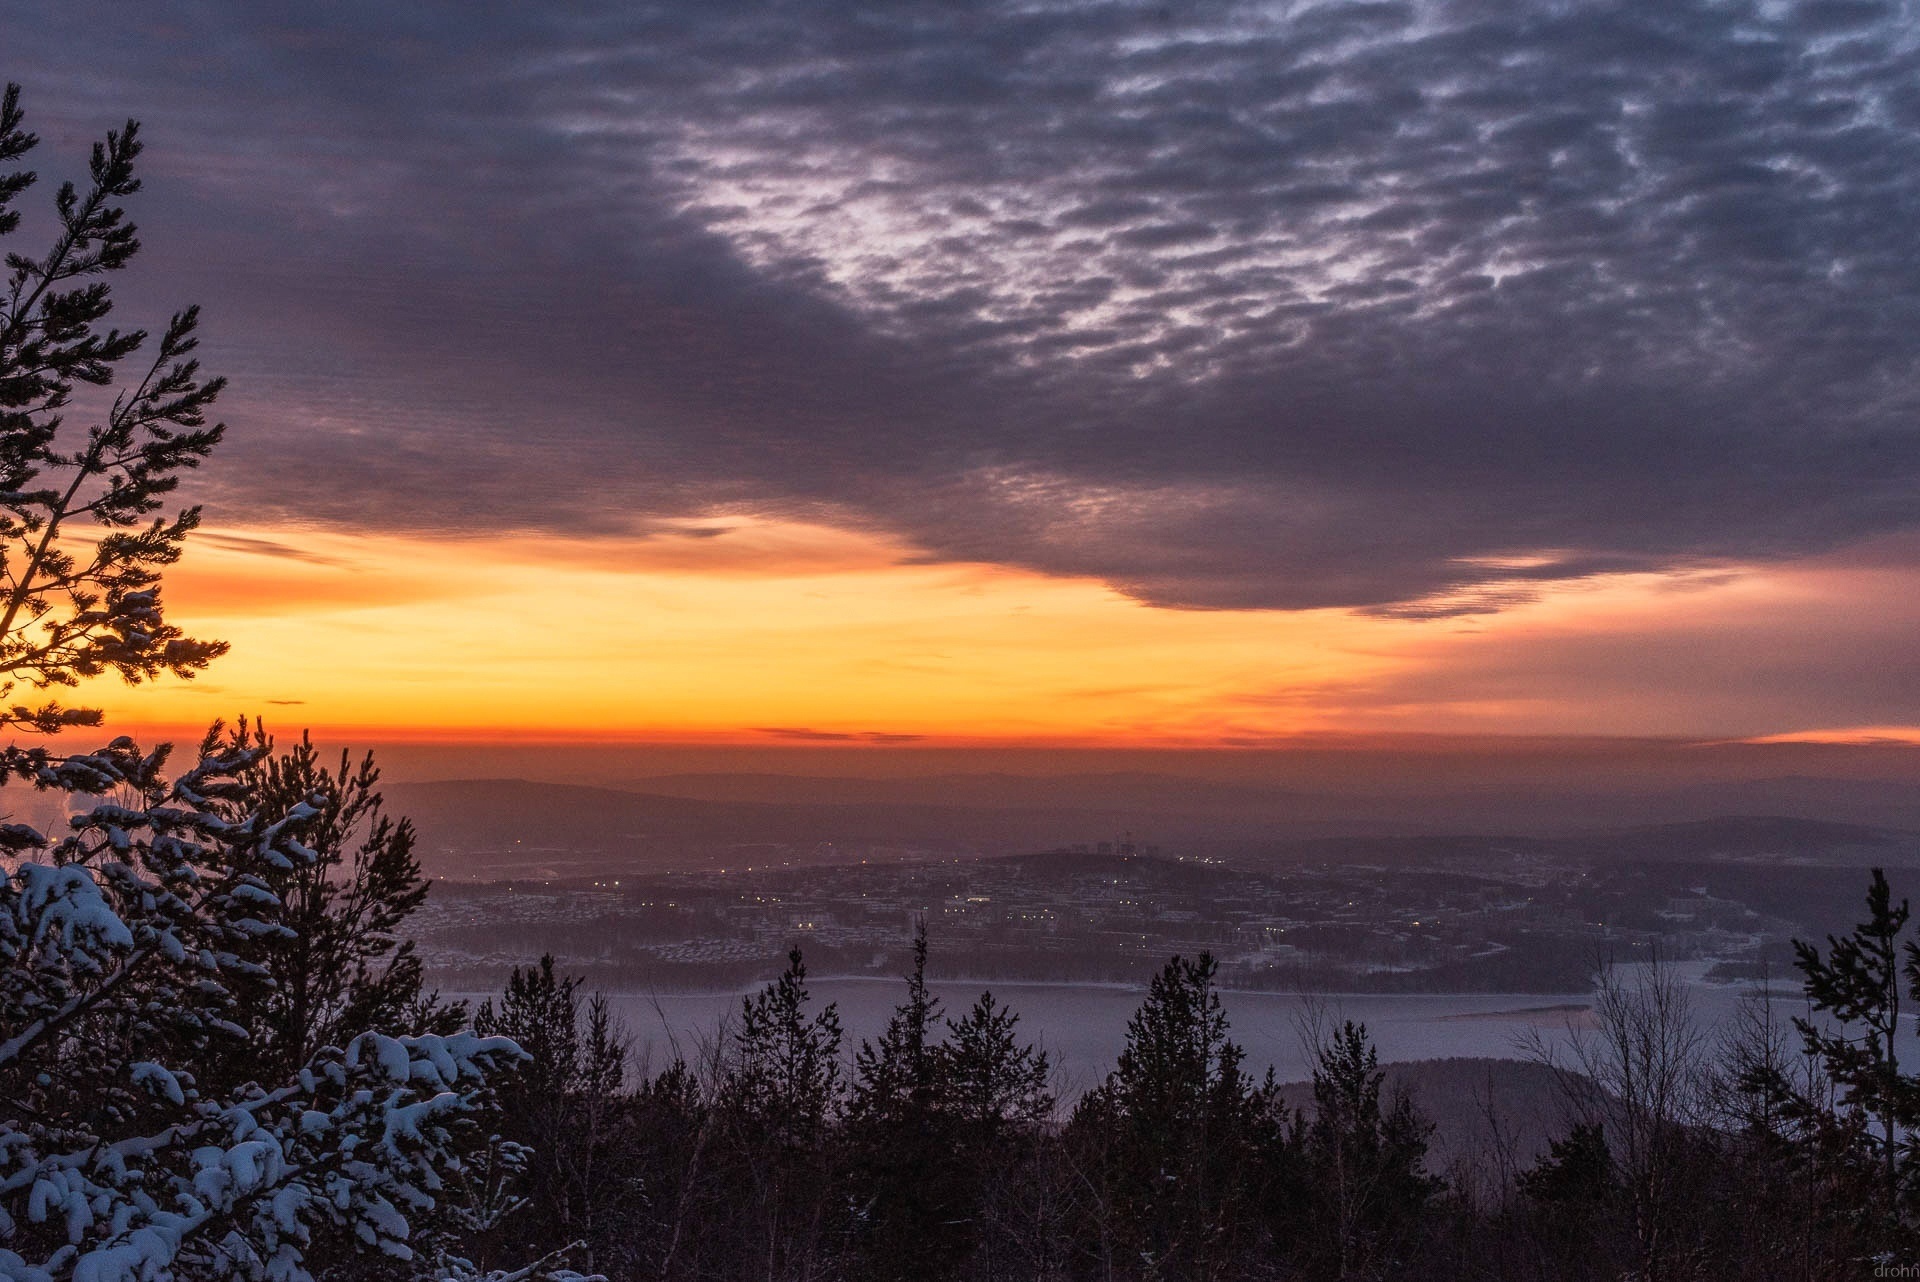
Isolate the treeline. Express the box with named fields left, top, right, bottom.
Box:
left=466, top=872, right=1916, bottom=1282
left=465, top=939, right=1445, bottom=1280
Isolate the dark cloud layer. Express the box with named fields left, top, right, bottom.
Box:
left=10, top=0, right=1920, bottom=611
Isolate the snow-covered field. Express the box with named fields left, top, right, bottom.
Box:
left=592, top=963, right=1781, bottom=1095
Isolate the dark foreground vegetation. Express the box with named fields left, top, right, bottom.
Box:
left=458, top=878, right=1916, bottom=1282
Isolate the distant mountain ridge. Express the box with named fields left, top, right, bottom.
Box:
left=1276, top=814, right=1920, bottom=866
left=386, top=774, right=1920, bottom=879
left=619, top=770, right=1310, bottom=812
left=620, top=769, right=1920, bottom=831
left=385, top=777, right=1171, bottom=876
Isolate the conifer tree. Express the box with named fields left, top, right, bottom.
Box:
left=238, top=733, right=453, bottom=1080
left=943, top=987, right=1051, bottom=1132
left=0, top=83, right=224, bottom=751
left=942, top=988, right=1054, bottom=1279
left=1711, top=981, right=1888, bottom=1276
left=1300, top=1020, right=1439, bottom=1278
left=720, top=947, right=844, bottom=1281
left=1070, top=953, right=1276, bottom=1280
left=1792, top=866, right=1918, bottom=1220
left=846, top=925, right=964, bottom=1281
left=1519, top=1122, right=1617, bottom=1207
left=629, top=1055, right=713, bottom=1280
left=850, top=923, right=942, bottom=1126
left=0, top=86, right=564, bottom=1282
left=475, top=957, right=635, bottom=1276
left=0, top=724, right=529, bottom=1282
left=726, top=946, right=844, bottom=1149
left=1514, top=1123, right=1623, bottom=1281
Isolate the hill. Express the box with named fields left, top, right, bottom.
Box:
left=1275, top=1057, right=1575, bottom=1190
left=388, top=774, right=1920, bottom=879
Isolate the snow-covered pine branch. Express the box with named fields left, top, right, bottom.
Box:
left=0, top=727, right=573, bottom=1282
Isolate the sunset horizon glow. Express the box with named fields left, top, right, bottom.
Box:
left=17, top=0, right=1920, bottom=771
left=77, top=518, right=1920, bottom=754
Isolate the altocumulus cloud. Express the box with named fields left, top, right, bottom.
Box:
left=12, top=0, right=1920, bottom=613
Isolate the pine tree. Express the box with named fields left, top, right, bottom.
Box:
left=846, top=925, right=964, bottom=1282
left=1069, top=953, right=1276, bottom=1280
left=475, top=958, right=636, bottom=1276
left=943, top=987, right=1051, bottom=1132
left=0, top=725, right=527, bottom=1282
left=0, top=86, right=564, bottom=1282
left=238, top=732, right=454, bottom=1081
left=851, top=923, right=942, bottom=1127
left=942, top=988, right=1054, bottom=1280
left=629, top=1056, right=714, bottom=1280
left=1298, top=1020, right=1440, bottom=1279
left=0, top=83, right=224, bottom=750
left=1513, top=1123, right=1624, bottom=1281
left=726, top=946, right=844, bottom=1150
left=720, top=947, right=844, bottom=1281
left=1792, top=866, right=1918, bottom=1221
left=481, top=956, right=584, bottom=1107
left=1520, top=1123, right=1617, bottom=1207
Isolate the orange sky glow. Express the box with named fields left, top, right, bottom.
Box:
left=83, top=519, right=1920, bottom=750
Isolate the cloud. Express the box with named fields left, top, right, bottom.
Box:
left=1290, top=536, right=1920, bottom=736
left=195, top=533, right=346, bottom=566
left=1734, top=726, right=1920, bottom=745
left=752, top=727, right=926, bottom=743
left=12, top=0, right=1920, bottom=611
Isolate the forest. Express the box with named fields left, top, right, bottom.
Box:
left=444, top=900, right=1917, bottom=1282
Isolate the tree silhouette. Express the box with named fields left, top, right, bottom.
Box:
left=477, top=957, right=636, bottom=1276
left=726, top=945, right=844, bottom=1150
left=1070, top=952, right=1277, bottom=1280
left=846, top=924, right=962, bottom=1280
left=0, top=87, right=560, bottom=1282
left=851, top=923, right=943, bottom=1127
left=238, top=733, right=451, bottom=1080
left=0, top=82, right=225, bottom=748
left=943, top=986, right=1051, bottom=1132
left=721, top=946, right=844, bottom=1281
left=940, top=985, right=1054, bottom=1279
left=1793, top=866, right=1918, bottom=1221
left=1299, top=1019, right=1439, bottom=1278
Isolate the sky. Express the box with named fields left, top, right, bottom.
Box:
left=10, top=0, right=1920, bottom=752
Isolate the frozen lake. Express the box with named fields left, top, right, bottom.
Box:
left=580, top=964, right=1780, bottom=1096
